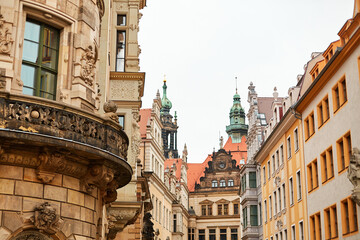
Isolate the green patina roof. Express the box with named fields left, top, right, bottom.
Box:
left=161, top=80, right=172, bottom=110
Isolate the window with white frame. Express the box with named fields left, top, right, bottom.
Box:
left=287, top=136, right=292, bottom=159
left=289, top=177, right=294, bottom=205
left=296, top=171, right=302, bottom=201
left=294, top=128, right=299, bottom=151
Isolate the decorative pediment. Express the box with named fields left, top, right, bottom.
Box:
left=199, top=199, right=214, bottom=205
left=232, top=198, right=240, bottom=203
left=215, top=198, right=230, bottom=204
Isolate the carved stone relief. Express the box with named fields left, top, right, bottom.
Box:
left=107, top=207, right=140, bottom=240
left=110, top=80, right=138, bottom=100
left=131, top=110, right=141, bottom=161
left=0, top=14, right=13, bottom=55
left=79, top=45, right=98, bottom=87
left=30, top=202, right=62, bottom=234
left=348, top=148, right=360, bottom=205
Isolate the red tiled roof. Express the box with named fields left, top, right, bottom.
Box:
left=164, top=158, right=184, bottom=180
left=187, top=136, right=247, bottom=192
left=139, top=109, right=152, bottom=138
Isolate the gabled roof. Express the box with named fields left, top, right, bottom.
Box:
left=187, top=135, right=247, bottom=192
left=139, top=108, right=152, bottom=138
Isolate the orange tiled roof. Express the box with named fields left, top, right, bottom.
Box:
left=164, top=158, right=184, bottom=180
left=187, top=136, right=247, bottom=192
left=139, top=109, right=152, bottom=138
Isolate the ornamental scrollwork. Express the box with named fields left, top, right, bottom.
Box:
left=80, top=45, right=98, bottom=87
left=0, top=14, right=13, bottom=55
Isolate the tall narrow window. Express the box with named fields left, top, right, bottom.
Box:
left=264, top=200, right=268, bottom=222
left=220, top=229, right=227, bottom=240
left=231, top=229, right=238, bottom=240
left=224, top=204, right=228, bottom=215
left=291, top=225, right=296, bottom=240
left=116, top=30, right=126, bottom=72
left=243, top=207, right=248, bottom=228
left=289, top=177, right=294, bottom=205
left=341, top=197, right=358, bottom=236
left=220, top=179, right=226, bottom=187
left=324, top=204, right=338, bottom=239
left=269, top=196, right=272, bottom=218
left=259, top=202, right=262, bottom=225
left=310, top=212, right=322, bottom=240
left=294, top=128, right=299, bottom=151
left=218, top=204, right=223, bottom=215
left=276, top=150, right=280, bottom=168
left=287, top=136, right=292, bottom=159
left=173, top=214, right=177, bottom=232
left=199, top=230, right=205, bottom=240
left=250, top=205, right=258, bottom=226
left=249, top=172, right=257, bottom=188
left=234, top=203, right=239, bottom=215
left=278, top=187, right=282, bottom=212
left=267, top=161, right=271, bottom=179
left=304, top=112, right=315, bottom=140
left=333, top=77, right=348, bottom=112
left=201, top=205, right=206, bottom=216
left=212, top=180, right=218, bottom=187
left=337, top=132, right=352, bottom=173
left=228, top=179, right=234, bottom=186
left=282, top=183, right=286, bottom=209
left=272, top=155, right=276, bottom=173
left=296, top=171, right=302, bottom=201
left=263, top=166, right=266, bottom=184
left=317, top=95, right=330, bottom=127
left=299, top=221, right=304, bottom=240
left=321, top=147, right=334, bottom=183
left=209, top=229, right=216, bottom=240
left=274, top=191, right=278, bottom=214
left=307, top=159, right=319, bottom=192
left=280, top=145, right=284, bottom=165
left=22, top=20, right=59, bottom=100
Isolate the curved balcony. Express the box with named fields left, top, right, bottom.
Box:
left=0, top=92, right=132, bottom=202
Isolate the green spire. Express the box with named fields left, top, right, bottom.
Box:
left=161, top=77, right=172, bottom=114
left=226, top=87, right=248, bottom=143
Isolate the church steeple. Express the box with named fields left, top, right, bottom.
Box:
left=160, top=77, right=179, bottom=159
left=161, top=77, right=172, bottom=115
left=226, top=86, right=248, bottom=143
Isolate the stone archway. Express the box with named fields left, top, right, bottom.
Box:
left=10, top=230, right=53, bottom=240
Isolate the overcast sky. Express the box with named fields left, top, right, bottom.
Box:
left=138, top=0, right=354, bottom=163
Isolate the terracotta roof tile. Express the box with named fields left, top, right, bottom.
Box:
left=139, top=109, right=152, bottom=138
left=164, top=158, right=184, bottom=180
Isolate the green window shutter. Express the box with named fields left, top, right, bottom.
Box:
left=250, top=205, right=258, bottom=226
left=249, top=172, right=257, bottom=188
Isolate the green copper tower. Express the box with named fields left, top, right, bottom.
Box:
left=160, top=78, right=179, bottom=158
left=226, top=88, right=248, bottom=143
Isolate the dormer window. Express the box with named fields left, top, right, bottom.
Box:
left=212, top=180, right=218, bottom=188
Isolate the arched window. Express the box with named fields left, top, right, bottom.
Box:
left=220, top=179, right=226, bottom=187
left=228, top=179, right=234, bottom=187
left=212, top=180, right=218, bottom=187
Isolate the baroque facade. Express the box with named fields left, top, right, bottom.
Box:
left=0, top=0, right=148, bottom=240
left=187, top=90, right=248, bottom=240
left=136, top=82, right=189, bottom=240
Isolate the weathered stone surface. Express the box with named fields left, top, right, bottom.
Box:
left=61, top=203, right=81, bottom=219
left=22, top=197, right=60, bottom=213
left=15, top=181, right=43, bottom=198
left=0, top=195, right=22, bottom=211
left=61, top=219, right=83, bottom=236
left=84, top=194, right=95, bottom=210
left=0, top=179, right=15, bottom=194
left=24, top=168, right=42, bottom=183
left=0, top=165, right=23, bottom=180
left=82, top=222, right=91, bottom=236
left=68, top=189, right=85, bottom=206
left=44, top=185, right=67, bottom=202
left=0, top=227, right=11, bottom=240
left=81, top=207, right=94, bottom=223
left=3, top=211, right=22, bottom=231
left=63, top=175, right=80, bottom=191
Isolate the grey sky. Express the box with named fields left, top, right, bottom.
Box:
left=138, top=0, right=354, bottom=163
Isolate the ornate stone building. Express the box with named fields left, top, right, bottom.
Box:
left=137, top=88, right=189, bottom=240
left=0, top=0, right=148, bottom=240
left=187, top=90, right=248, bottom=240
